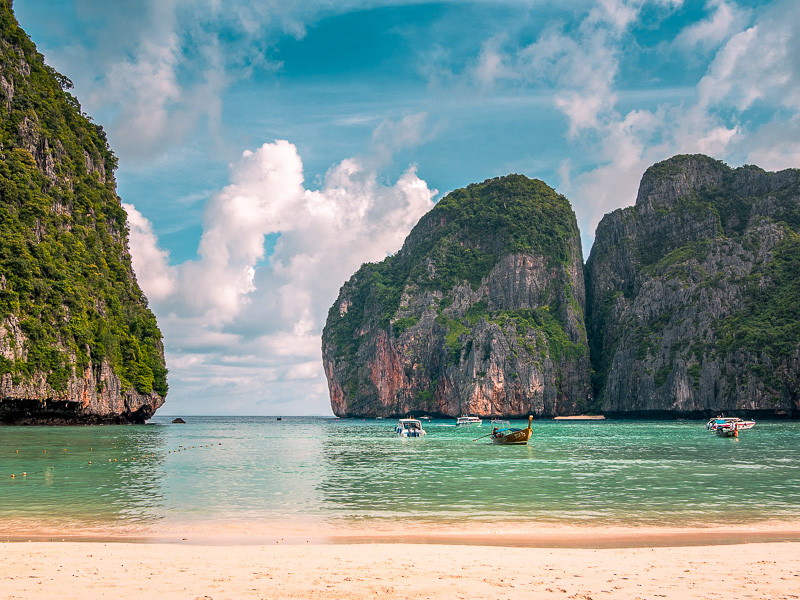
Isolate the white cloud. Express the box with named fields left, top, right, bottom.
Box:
left=127, top=136, right=436, bottom=415
left=123, top=203, right=177, bottom=302
left=674, top=0, right=746, bottom=53
left=92, top=26, right=185, bottom=157
left=472, top=36, right=516, bottom=89
left=370, top=112, right=432, bottom=165
left=516, top=19, right=623, bottom=138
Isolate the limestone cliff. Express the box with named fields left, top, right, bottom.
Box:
left=0, top=3, right=167, bottom=424
left=586, top=154, right=800, bottom=418
left=323, top=175, right=592, bottom=418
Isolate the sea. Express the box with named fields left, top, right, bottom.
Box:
left=2, top=416, right=799, bottom=539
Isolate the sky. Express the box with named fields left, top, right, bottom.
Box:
left=13, top=0, right=800, bottom=416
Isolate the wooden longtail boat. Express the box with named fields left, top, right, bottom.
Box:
left=491, top=415, right=533, bottom=445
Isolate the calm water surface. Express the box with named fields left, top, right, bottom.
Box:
left=1, top=417, right=799, bottom=534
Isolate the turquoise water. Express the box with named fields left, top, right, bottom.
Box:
left=1, top=417, right=799, bottom=535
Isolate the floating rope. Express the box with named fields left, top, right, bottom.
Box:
left=6, top=442, right=221, bottom=479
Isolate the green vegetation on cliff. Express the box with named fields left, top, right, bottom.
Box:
left=325, top=175, right=581, bottom=355
left=0, top=4, right=167, bottom=396
left=717, top=231, right=800, bottom=362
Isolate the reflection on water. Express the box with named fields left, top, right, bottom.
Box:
left=1, top=416, right=800, bottom=534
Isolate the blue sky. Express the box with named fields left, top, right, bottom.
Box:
left=14, top=0, right=800, bottom=415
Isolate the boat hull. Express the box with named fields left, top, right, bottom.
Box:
left=715, top=427, right=738, bottom=437
left=491, top=415, right=533, bottom=445
left=491, top=428, right=532, bottom=444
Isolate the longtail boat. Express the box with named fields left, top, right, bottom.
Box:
left=490, top=415, right=533, bottom=445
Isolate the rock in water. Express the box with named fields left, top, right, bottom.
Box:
left=586, top=154, right=800, bottom=418
left=323, top=175, right=592, bottom=418
left=0, top=5, right=167, bottom=424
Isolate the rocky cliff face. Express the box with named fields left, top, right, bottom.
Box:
left=323, top=175, right=592, bottom=418
left=0, top=4, right=166, bottom=424
left=586, top=154, right=800, bottom=418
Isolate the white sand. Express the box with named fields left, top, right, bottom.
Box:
left=1, top=539, right=799, bottom=599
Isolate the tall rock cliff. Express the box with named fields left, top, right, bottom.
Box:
left=0, top=3, right=167, bottom=424
left=323, top=174, right=592, bottom=418
left=586, top=154, right=800, bottom=418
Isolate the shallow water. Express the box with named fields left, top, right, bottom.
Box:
left=1, top=416, right=799, bottom=535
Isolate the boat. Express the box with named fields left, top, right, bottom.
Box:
left=395, top=418, right=426, bottom=437
left=554, top=415, right=606, bottom=421
left=490, top=415, right=533, bottom=445
left=706, top=416, right=755, bottom=434
left=456, top=415, right=482, bottom=426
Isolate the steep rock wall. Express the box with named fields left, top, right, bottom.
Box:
left=323, top=175, right=592, bottom=418
left=586, top=155, right=800, bottom=417
left=0, top=4, right=166, bottom=424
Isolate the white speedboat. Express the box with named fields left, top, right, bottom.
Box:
left=455, top=415, right=482, bottom=426
left=706, top=416, right=755, bottom=437
left=395, top=418, right=426, bottom=437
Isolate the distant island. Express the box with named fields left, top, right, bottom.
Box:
left=324, top=156, right=800, bottom=419
left=0, top=4, right=167, bottom=424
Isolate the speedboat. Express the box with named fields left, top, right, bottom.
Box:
left=456, top=415, right=482, bottom=426
left=706, top=416, right=755, bottom=437
left=706, top=416, right=755, bottom=431
left=395, top=418, right=426, bottom=437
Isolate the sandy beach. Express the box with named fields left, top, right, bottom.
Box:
left=2, top=527, right=799, bottom=599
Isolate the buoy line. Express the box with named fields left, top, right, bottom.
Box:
left=6, top=442, right=223, bottom=479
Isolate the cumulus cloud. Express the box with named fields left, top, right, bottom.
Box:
left=126, top=137, right=436, bottom=414
left=123, top=202, right=176, bottom=302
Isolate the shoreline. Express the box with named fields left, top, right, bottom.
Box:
left=4, top=520, right=800, bottom=548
